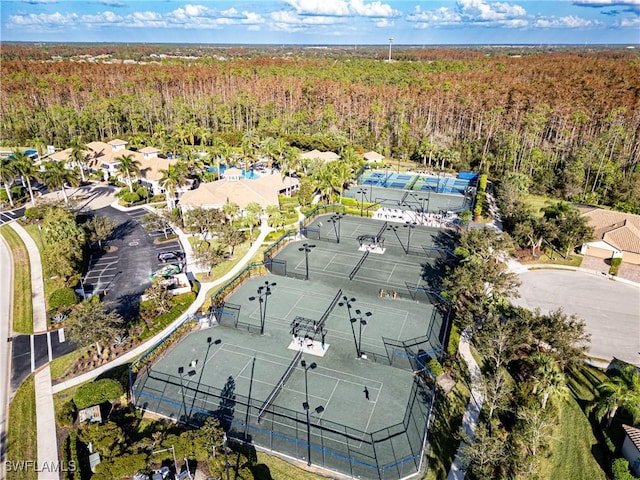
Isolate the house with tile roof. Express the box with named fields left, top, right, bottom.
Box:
left=178, top=171, right=299, bottom=213
left=363, top=151, right=385, bottom=163
left=579, top=207, right=640, bottom=265
left=622, top=424, right=640, bottom=476
left=47, top=139, right=189, bottom=197
left=299, top=149, right=340, bottom=162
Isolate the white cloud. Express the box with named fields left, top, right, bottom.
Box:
left=407, top=0, right=528, bottom=28
left=618, top=16, right=640, bottom=25
left=9, top=11, right=77, bottom=27
left=375, top=18, right=394, bottom=27
left=533, top=15, right=596, bottom=28
left=82, top=11, right=123, bottom=24
left=285, top=0, right=350, bottom=16
left=349, top=0, right=398, bottom=18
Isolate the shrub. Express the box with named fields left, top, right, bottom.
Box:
left=91, top=453, right=148, bottom=480
left=447, top=324, right=461, bottom=359
left=49, top=288, right=80, bottom=310
left=609, top=266, right=619, bottom=276
left=427, top=358, right=444, bottom=377
left=120, top=191, right=140, bottom=205
left=610, top=257, right=623, bottom=267
left=73, top=378, right=124, bottom=409
left=56, top=399, right=76, bottom=426
left=478, top=173, right=488, bottom=192
left=611, top=458, right=635, bottom=480
left=136, top=186, right=149, bottom=199
left=24, top=204, right=51, bottom=221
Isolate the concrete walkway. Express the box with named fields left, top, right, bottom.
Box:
left=8, top=223, right=47, bottom=333
left=447, top=333, right=484, bottom=480
left=6, top=222, right=59, bottom=479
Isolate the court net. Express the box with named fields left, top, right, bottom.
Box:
left=318, top=289, right=343, bottom=330
left=349, top=250, right=369, bottom=281
left=257, top=349, right=303, bottom=422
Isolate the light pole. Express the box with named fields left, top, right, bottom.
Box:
left=404, top=221, right=416, bottom=254
left=301, top=359, right=324, bottom=467
left=327, top=213, right=344, bottom=244
left=356, top=188, right=367, bottom=217
left=386, top=225, right=404, bottom=252
left=298, top=243, right=315, bottom=281
left=388, top=37, right=393, bottom=62
left=338, top=296, right=360, bottom=358
left=177, top=366, right=195, bottom=422
left=353, top=309, right=372, bottom=358
left=249, top=280, right=276, bottom=335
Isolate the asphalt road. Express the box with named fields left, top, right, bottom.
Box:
left=0, top=236, right=12, bottom=476
left=515, top=270, right=640, bottom=366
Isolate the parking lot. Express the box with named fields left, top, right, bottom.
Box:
left=82, top=206, right=185, bottom=319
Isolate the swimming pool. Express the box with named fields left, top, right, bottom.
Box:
left=206, top=165, right=261, bottom=180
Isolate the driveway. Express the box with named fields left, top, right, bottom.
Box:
left=515, top=269, right=640, bottom=366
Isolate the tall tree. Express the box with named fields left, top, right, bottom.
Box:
left=529, top=353, right=570, bottom=410
left=12, top=149, right=40, bottom=207
left=0, top=154, right=18, bottom=207
left=159, top=162, right=188, bottom=209
left=115, top=153, right=142, bottom=193
left=85, top=214, right=117, bottom=249
left=69, top=137, right=91, bottom=182
left=42, top=160, right=79, bottom=204
left=66, top=296, right=124, bottom=357
left=594, top=364, right=640, bottom=427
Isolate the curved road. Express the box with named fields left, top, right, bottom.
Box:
left=516, top=269, right=640, bottom=366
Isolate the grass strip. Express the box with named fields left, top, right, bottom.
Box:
left=50, top=348, right=88, bottom=381
left=22, top=224, right=57, bottom=301
left=6, top=375, right=37, bottom=480
left=252, top=452, right=331, bottom=479
left=0, top=225, right=33, bottom=334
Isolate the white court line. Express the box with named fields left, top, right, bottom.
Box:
left=321, top=253, right=338, bottom=271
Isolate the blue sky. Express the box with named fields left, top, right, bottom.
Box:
left=2, top=0, right=639, bottom=45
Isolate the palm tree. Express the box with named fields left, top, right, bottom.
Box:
left=115, top=153, right=142, bottom=193
left=330, top=161, right=353, bottom=203
left=273, top=137, right=290, bottom=171
left=530, top=354, right=569, bottom=410
left=159, top=162, right=188, bottom=209
left=222, top=201, right=240, bottom=222
left=12, top=150, right=40, bottom=206
left=259, top=137, right=277, bottom=170
left=0, top=154, right=19, bottom=207
left=594, top=364, right=640, bottom=426
left=69, top=137, right=91, bottom=182
left=42, top=161, right=79, bottom=204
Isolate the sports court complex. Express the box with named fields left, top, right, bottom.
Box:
left=131, top=180, right=468, bottom=479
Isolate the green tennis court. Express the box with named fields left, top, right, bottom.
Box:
left=132, top=214, right=454, bottom=480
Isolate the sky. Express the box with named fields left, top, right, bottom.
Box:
left=1, top=0, right=639, bottom=45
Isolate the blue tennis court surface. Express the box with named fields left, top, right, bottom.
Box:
left=390, top=182, right=407, bottom=188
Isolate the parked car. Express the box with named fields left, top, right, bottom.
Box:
left=158, top=251, right=185, bottom=263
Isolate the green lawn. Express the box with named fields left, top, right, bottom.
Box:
left=525, top=253, right=583, bottom=267
left=23, top=223, right=57, bottom=301
left=252, top=452, right=333, bottom=480
left=523, top=194, right=556, bottom=217
left=7, top=376, right=37, bottom=480
left=49, top=347, right=89, bottom=381
left=0, top=225, right=33, bottom=334
left=539, top=398, right=607, bottom=480
left=194, top=240, right=252, bottom=284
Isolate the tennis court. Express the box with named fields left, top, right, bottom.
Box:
left=132, top=214, right=453, bottom=479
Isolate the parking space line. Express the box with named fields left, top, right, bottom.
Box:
left=47, top=332, right=53, bottom=362
left=30, top=335, right=35, bottom=372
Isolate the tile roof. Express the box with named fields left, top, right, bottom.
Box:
left=623, top=424, right=640, bottom=452
left=179, top=174, right=299, bottom=209
left=364, top=151, right=385, bottom=161
left=583, top=209, right=640, bottom=254
left=300, top=149, right=340, bottom=161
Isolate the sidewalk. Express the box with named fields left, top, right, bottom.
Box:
left=7, top=222, right=58, bottom=479
left=446, top=333, right=484, bottom=480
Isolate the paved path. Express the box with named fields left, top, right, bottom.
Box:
left=8, top=223, right=47, bottom=333
left=447, top=334, right=484, bottom=480
left=0, top=236, right=13, bottom=480
left=35, top=366, right=57, bottom=480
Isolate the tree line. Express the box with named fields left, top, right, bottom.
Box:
left=1, top=46, right=638, bottom=212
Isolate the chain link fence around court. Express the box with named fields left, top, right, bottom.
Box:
left=131, top=365, right=433, bottom=480
left=128, top=215, right=446, bottom=479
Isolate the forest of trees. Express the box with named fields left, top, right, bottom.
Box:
left=1, top=45, right=638, bottom=213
